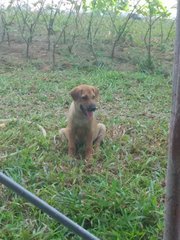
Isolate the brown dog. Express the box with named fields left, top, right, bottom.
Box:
left=59, top=84, right=106, bottom=159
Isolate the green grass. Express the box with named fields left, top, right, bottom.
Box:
left=0, top=65, right=171, bottom=239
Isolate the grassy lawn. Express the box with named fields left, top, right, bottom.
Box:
left=0, top=65, right=171, bottom=239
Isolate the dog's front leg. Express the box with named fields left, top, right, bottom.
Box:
left=85, top=134, right=93, bottom=160
left=68, top=141, right=76, bottom=157
left=68, top=132, right=76, bottom=157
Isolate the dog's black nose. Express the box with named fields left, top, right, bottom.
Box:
left=87, top=104, right=96, bottom=112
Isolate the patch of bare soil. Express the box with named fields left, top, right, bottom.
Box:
left=0, top=34, right=173, bottom=74
left=0, top=33, right=137, bottom=72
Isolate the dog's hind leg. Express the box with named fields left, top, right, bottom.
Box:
left=53, top=128, right=68, bottom=146
left=59, top=128, right=76, bottom=157
left=93, top=123, right=106, bottom=148
left=59, top=128, right=68, bottom=142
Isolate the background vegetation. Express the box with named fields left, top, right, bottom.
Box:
left=0, top=0, right=175, bottom=73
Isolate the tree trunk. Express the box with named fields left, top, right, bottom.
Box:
left=26, top=41, right=30, bottom=59
left=165, top=20, right=175, bottom=43
left=147, top=15, right=152, bottom=68
left=52, top=43, right=56, bottom=71
left=164, top=1, right=180, bottom=239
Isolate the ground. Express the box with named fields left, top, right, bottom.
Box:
left=0, top=54, right=171, bottom=239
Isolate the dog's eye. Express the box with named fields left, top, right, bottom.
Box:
left=81, top=95, right=88, bottom=100
left=92, top=95, right=95, bottom=99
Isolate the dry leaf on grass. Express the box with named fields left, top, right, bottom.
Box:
left=0, top=123, right=6, bottom=129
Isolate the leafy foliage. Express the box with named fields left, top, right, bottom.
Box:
left=82, top=0, right=129, bottom=12
left=139, top=0, right=170, bottom=17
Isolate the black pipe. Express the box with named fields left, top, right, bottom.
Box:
left=0, top=172, right=100, bottom=240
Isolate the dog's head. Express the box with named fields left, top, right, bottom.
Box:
left=70, top=84, right=99, bottom=119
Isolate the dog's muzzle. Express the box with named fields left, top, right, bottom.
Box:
left=80, top=104, right=97, bottom=118
left=87, top=104, right=96, bottom=112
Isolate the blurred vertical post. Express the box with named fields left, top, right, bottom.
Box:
left=164, top=0, right=180, bottom=239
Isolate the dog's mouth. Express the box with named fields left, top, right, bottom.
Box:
left=80, top=104, right=97, bottom=118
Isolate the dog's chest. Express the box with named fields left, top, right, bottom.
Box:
left=73, top=119, right=92, bottom=142
left=75, top=128, right=87, bottom=139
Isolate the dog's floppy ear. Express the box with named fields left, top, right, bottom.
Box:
left=93, top=87, right=99, bottom=98
left=70, top=87, right=80, bottom=101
